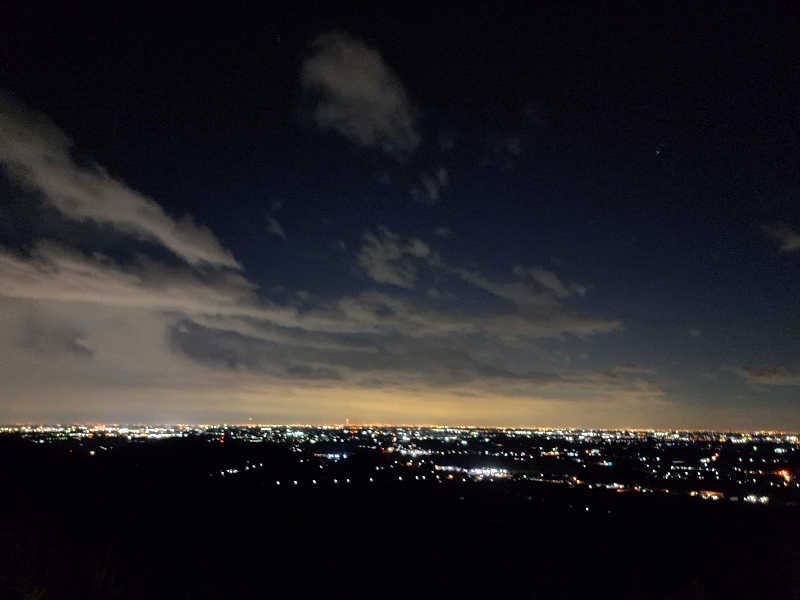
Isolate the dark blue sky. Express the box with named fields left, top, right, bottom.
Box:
left=0, top=4, right=798, bottom=426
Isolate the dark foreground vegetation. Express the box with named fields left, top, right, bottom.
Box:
left=1, top=435, right=798, bottom=599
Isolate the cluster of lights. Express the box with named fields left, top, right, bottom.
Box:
left=5, top=424, right=799, bottom=507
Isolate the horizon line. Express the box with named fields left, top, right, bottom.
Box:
left=2, top=422, right=799, bottom=434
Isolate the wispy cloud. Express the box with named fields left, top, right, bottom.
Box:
left=607, top=364, right=655, bottom=376
left=354, top=228, right=621, bottom=338
left=512, top=266, right=586, bottom=299
left=514, top=266, right=573, bottom=298
left=168, top=312, right=659, bottom=405
left=0, top=238, right=621, bottom=344
left=357, top=227, right=430, bottom=288
left=451, top=266, right=554, bottom=307
left=301, top=32, right=419, bottom=158
left=0, top=242, right=265, bottom=317
left=763, top=223, right=800, bottom=252
left=738, top=365, right=800, bottom=386
left=412, top=167, right=449, bottom=205
left=0, top=92, right=240, bottom=269
left=434, top=226, right=453, bottom=238
left=333, top=290, right=621, bottom=340
left=266, top=217, right=287, bottom=240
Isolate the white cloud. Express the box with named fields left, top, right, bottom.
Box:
left=352, top=228, right=619, bottom=338
left=266, top=217, right=286, bottom=240
left=0, top=242, right=282, bottom=320
left=357, top=227, right=430, bottom=288
left=527, top=267, right=572, bottom=298
left=0, top=239, right=627, bottom=383
left=0, top=92, right=240, bottom=269
left=513, top=265, right=583, bottom=299
left=301, top=32, right=419, bottom=158
left=0, top=238, right=620, bottom=344
left=453, top=266, right=555, bottom=307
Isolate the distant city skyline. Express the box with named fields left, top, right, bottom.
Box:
left=6, top=422, right=798, bottom=508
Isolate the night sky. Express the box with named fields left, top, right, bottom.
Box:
left=1, top=4, right=799, bottom=427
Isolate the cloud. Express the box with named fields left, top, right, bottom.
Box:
left=689, top=328, right=702, bottom=337
left=764, top=223, right=800, bottom=252
left=523, top=267, right=572, bottom=298
left=0, top=242, right=272, bottom=318
left=607, top=364, right=655, bottom=376
left=434, top=226, right=453, bottom=238
left=352, top=229, right=619, bottom=338
left=357, top=227, right=430, bottom=288
left=168, top=319, right=345, bottom=380
left=0, top=94, right=650, bottom=424
left=570, top=283, right=588, bottom=297
left=451, top=262, right=587, bottom=307
left=14, top=307, right=93, bottom=358
left=738, top=365, right=800, bottom=386
left=513, top=266, right=585, bottom=299
left=412, top=167, right=449, bottom=204
left=301, top=32, right=419, bottom=158
left=266, top=217, right=287, bottom=240
left=167, top=312, right=650, bottom=402
left=0, top=250, right=650, bottom=416
left=452, top=266, right=555, bottom=307
left=326, top=289, right=620, bottom=340
left=0, top=216, right=630, bottom=423
left=0, top=237, right=618, bottom=343
left=0, top=92, right=240, bottom=269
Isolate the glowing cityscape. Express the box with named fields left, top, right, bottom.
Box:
left=6, top=424, right=798, bottom=507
